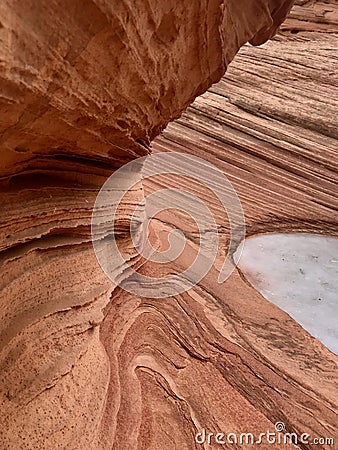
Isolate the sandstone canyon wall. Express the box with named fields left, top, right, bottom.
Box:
left=1, top=1, right=337, bottom=450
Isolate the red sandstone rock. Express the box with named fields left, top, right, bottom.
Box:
left=1, top=1, right=337, bottom=450
left=282, top=0, right=338, bottom=33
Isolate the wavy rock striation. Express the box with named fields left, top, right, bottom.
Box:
left=1, top=1, right=337, bottom=450
left=149, top=9, right=338, bottom=449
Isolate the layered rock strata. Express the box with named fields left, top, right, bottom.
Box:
left=1, top=1, right=337, bottom=450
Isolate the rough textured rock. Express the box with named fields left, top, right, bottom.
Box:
left=152, top=32, right=338, bottom=238
left=282, top=0, right=338, bottom=33
left=1, top=1, right=337, bottom=450
left=148, top=21, right=338, bottom=450
left=0, top=0, right=294, bottom=180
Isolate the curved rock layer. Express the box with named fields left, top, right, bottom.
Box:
left=0, top=0, right=294, bottom=181
left=147, top=17, right=338, bottom=450
left=1, top=1, right=337, bottom=450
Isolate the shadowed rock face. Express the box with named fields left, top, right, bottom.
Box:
left=0, top=0, right=294, bottom=181
left=2, top=1, right=338, bottom=449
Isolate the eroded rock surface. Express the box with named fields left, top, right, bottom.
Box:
left=282, top=0, right=338, bottom=32
left=1, top=1, right=337, bottom=449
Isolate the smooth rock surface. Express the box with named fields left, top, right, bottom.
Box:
left=236, top=233, right=338, bottom=354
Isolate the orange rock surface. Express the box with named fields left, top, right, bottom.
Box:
left=1, top=1, right=337, bottom=449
